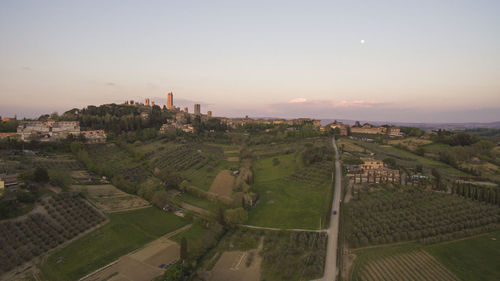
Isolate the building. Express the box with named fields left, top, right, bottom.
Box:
left=167, top=92, right=174, bottom=110
left=80, top=130, right=107, bottom=144
left=194, top=104, right=201, bottom=115
left=175, top=112, right=188, bottom=124
left=346, top=158, right=400, bottom=184
left=387, top=127, right=401, bottom=137
left=151, top=101, right=156, bottom=107
left=1, top=115, right=16, bottom=122
left=184, top=107, right=188, bottom=113
left=0, top=177, right=4, bottom=192
left=360, top=158, right=384, bottom=170
left=329, top=123, right=348, bottom=136
left=140, top=112, right=150, bottom=119
left=0, top=132, right=17, bottom=140
left=350, top=124, right=387, bottom=135
left=145, top=98, right=150, bottom=106
left=207, top=111, right=212, bottom=118
left=17, top=120, right=80, bottom=141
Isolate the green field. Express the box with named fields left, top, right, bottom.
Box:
left=170, top=224, right=209, bottom=243
left=426, top=231, right=500, bottom=281
left=253, top=153, right=297, bottom=182
left=248, top=179, right=331, bottom=230
left=247, top=141, right=333, bottom=229
left=39, top=207, right=188, bottom=281
left=176, top=192, right=221, bottom=213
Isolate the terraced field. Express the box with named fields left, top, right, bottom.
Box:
left=355, top=249, right=460, bottom=281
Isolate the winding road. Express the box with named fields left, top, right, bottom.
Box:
left=322, top=136, right=342, bottom=281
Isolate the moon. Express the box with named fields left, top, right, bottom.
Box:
left=360, top=39, right=365, bottom=44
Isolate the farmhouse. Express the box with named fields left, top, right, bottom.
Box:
left=350, top=124, right=387, bottom=135
left=17, top=120, right=80, bottom=141
left=347, top=158, right=400, bottom=184
left=360, top=158, right=384, bottom=170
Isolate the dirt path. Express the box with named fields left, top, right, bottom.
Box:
left=239, top=224, right=326, bottom=233
left=181, top=202, right=212, bottom=216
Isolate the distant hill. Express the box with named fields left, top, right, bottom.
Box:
left=320, top=119, right=500, bottom=130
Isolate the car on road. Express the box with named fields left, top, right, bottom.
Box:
left=333, top=210, right=337, bottom=215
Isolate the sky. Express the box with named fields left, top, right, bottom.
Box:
left=1, top=0, right=499, bottom=123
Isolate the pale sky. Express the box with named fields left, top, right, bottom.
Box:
left=1, top=0, right=499, bottom=122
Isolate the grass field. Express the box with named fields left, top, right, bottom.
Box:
left=248, top=141, right=333, bottom=229
left=176, top=192, right=221, bottom=213
left=248, top=179, right=330, bottom=229
left=170, top=224, right=209, bottom=243
left=253, top=153, right=297, bottom=182
left=39, top=207, right=187, bottom=281
left=425, top=231, right=500, bottom=281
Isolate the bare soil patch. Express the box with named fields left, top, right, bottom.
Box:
left=209, top=170, right=235, bottom=197
left=71, top=184, right=150, bottom=212
left=80, top=226, right=189, bottom=281
left=227, top=156, right=240, bottom=162
left=208, top=250, right=261, bottom=281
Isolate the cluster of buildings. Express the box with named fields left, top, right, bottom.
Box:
left=321, top=122, right=402, bottom=137
left=346, top=158, right=401, bottom=184
left=0, top=115, right=16, bottom=122
left=15, top=120, right=106, bottom=143
left=218, top=116, right=321, bottom=129
left=351, top=123, right=401, bottom=137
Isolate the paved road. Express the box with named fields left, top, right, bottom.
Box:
left=323, top=136, right=342, bottom=281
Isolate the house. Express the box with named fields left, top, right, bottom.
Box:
left=17, top=120, right=80, bottom=141
left=360, top=158, right=384, bottom=170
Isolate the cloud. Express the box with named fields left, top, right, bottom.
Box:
left=332, top=100, right=383, bottom=108
left=106, top=82, right=116, bottom=86
left=288, top=98, right=307, bottom=103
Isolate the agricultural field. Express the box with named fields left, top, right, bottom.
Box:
left=344, top=189, right=500, bottom=248
left=32, top=158, right=83, bottom=170
left=86, top=143, right=154, bottom=193
left=80, top=226, right=188, bottom=281
left=338, top=137, right=369, bottom=153
left=350, top=243, right=460, bottom=281
left=208, top=170, right=235, bottom=198
left=39, top=207, right=187, bottom=281
left=388, top=137, right=432, bottom=151
left=247, top=138, right=334, bottom=229
left=0, top=193, right=105, bottom=276
left=426, top=231, right=500, bottom=281
left=202, top=228, right=326, bottom=281
left=71, top=184, right=150, bottom=212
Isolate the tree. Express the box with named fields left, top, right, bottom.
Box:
left=383, top=158, right=397, bottom=169
left=151, top=190, right=169, bottom=208
left=431, top=168, right=441, bottom=188
left=224, top=207, right=248, bottom=227
left=180, top=237, right=188, bottom=261
left=34, top=167, right=49, bottom=183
